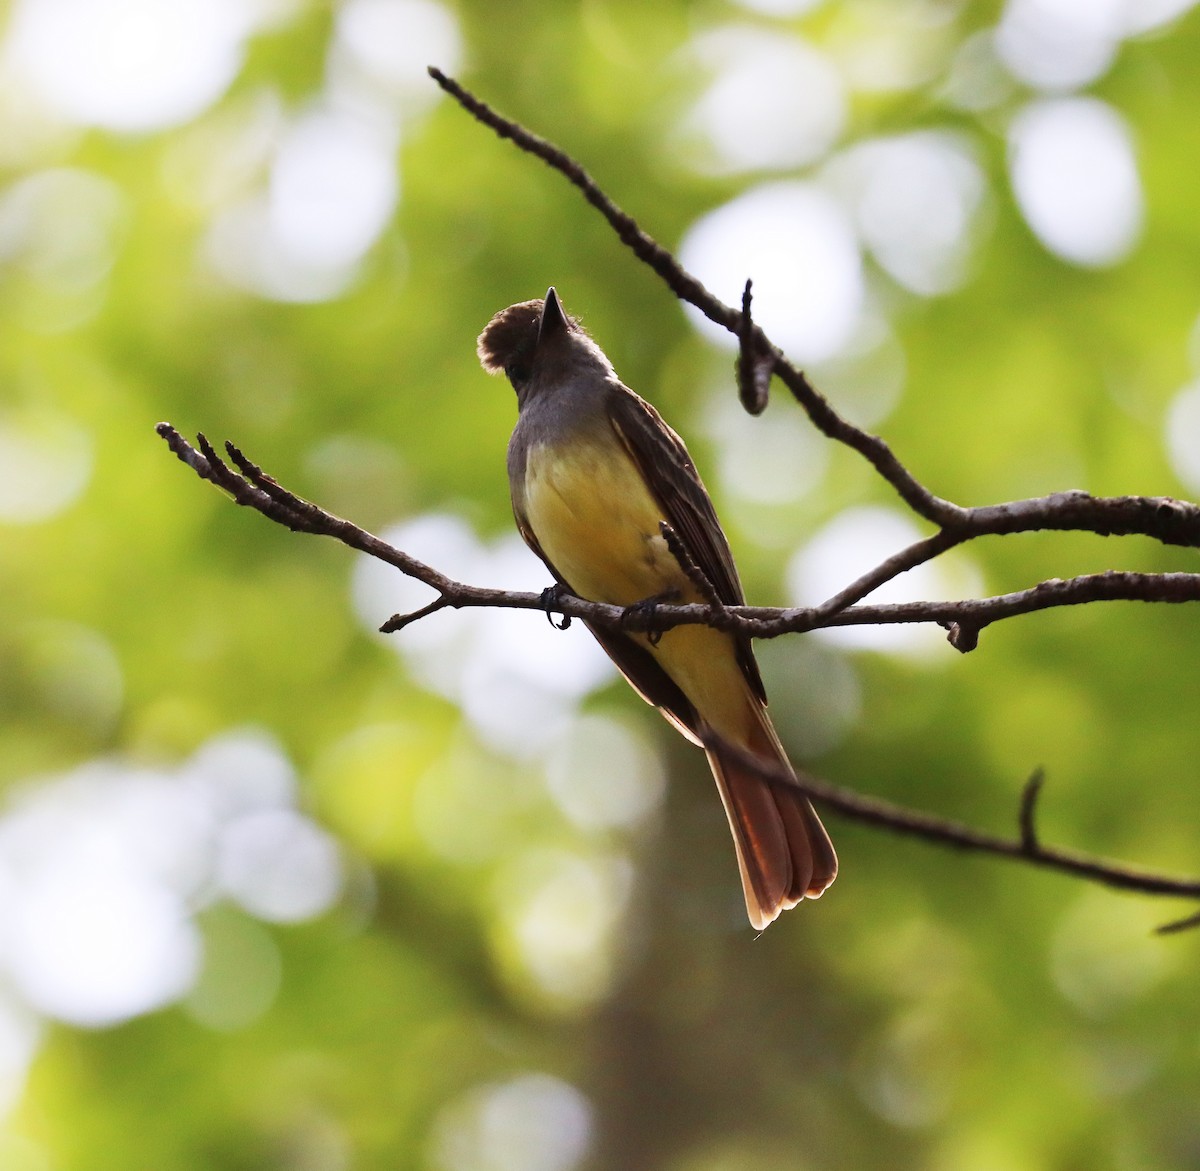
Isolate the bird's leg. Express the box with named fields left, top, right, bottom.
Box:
left=620, top=589, right=681, bottom=646
left=539, top=584, right=572, bottom=630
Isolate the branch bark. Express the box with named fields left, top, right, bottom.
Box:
left=424, top=68, right=1200, bottom=623
left=427, top=65, right=961, bottom=525
left=711, top=741, right=1200, bottom=908
left=157, top=422, right=1200, bottom=645
left=157, top=423, right=1200, bottom=924
left=154, top=69, right=1200, bottom=928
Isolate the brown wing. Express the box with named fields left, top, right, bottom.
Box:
left=606, top=384, right=767, bottom=704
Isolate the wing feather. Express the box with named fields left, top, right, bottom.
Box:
left=606, top=386, right=767, bottom=703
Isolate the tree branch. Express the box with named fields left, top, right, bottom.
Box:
left=427, top=67, right=1200, bottom=555
left=157, top=422, right=1200, bottom=646
left=427, top=65, right=962, bottom=525
left=154, top=71, right=1200, bottom=927
left=710, top=737, right=1200, bottom=902
left=158, top=422, right=1200, bottom=919
left=424, top=70, right=1200, bottom=607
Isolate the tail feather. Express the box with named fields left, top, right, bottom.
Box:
left=775, top=778, right=837, bottom=900
left=705, top=719, right=837, bottom=928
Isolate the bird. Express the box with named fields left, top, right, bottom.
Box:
left=477, top=288, right=836, bottom=928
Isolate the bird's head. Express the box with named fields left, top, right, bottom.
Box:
left=477, top=288, right=613, bottom=400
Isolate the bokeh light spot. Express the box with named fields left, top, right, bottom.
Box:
left=182, top=727, right=298, bottom=820
left=0, top=406, right=91, bottom=523
left=353, top=515, right=614, bottom=758
left=491, top=849, right=632, bottom=1014
left=1120, top=0, right=1199, bottom=33
left=787, top=506, right=982, bottom=657
left=269, top=109, right=398, bottom=269
left=0, top=167, right=125, bottom=299
left=1008, top=97, right=1142, bottom=267
left=679, top=182, right=863, bottom=363
left=207, top=106, right=398, bottom=303
left=5, top=0, right=261, bottom=132
left=1164, top=378, right=1200, bottom=494
left=431, top=1074, right=593, bottom=1171
left=216, top=808, right=343, bottom=923
left=333, top=0, right=463, bottom=117
left=702, top=387, right=829, bottom=507
left=3, top=862, right=200, bottom=1027
left=0, top=732, right=337, bottom=1043
left=822, top=131, right=988, bottom=296
left=674, top=27, right=844, bottom=174
left=995, top=0, right=1124, bottom=91
left=543, top=714, right=665, bottom=833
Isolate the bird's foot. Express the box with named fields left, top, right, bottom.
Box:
left=620, top=590, right=680, bottom=646
left=540, top=585, right=571, bottom=630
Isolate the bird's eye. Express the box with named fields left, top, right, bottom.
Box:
left=506, top=357, right=532, bottom=385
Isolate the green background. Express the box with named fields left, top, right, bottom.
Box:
left=2, top=1, right=1199, bottom=1168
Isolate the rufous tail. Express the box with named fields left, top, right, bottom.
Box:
left=704, top=716, right=837, bottom=930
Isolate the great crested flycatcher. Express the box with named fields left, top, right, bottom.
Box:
left=477, top=288, right=836, bottom=928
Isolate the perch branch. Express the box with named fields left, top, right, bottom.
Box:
left=160, top=421, right=1200, bottom=915
left=158, top=422, right=1200, bottom=646
left=155, top=72, right=1200, bottom=926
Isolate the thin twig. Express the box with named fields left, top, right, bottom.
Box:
left=1019, top=768, right=1045, bottom=853
left=706, top=736, right=1200, bottom=900
left=1157, top=908, right=1200, bottom=935
left=810, top=530, right=962, bottom=618
left=428, top=66, right=964, bottom=526
left=428, top=67, right=735, bottom=336
left=735, top=279, right=772, bottom=416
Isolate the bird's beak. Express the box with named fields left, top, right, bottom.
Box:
left=538, top=286, right=568, bottom=345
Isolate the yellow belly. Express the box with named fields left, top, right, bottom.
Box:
left=524, top=437, right=757, bottom=744
left=524, top=437, right=689, bottom=606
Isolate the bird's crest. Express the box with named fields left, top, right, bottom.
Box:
left=477, top=297, right=583, bottom=374
left=476, top=299, right=544, bottom=373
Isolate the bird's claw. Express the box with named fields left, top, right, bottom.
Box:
left=540, top=585, right=571, bottom=630
left=621, top=590, right=679, bottom=646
